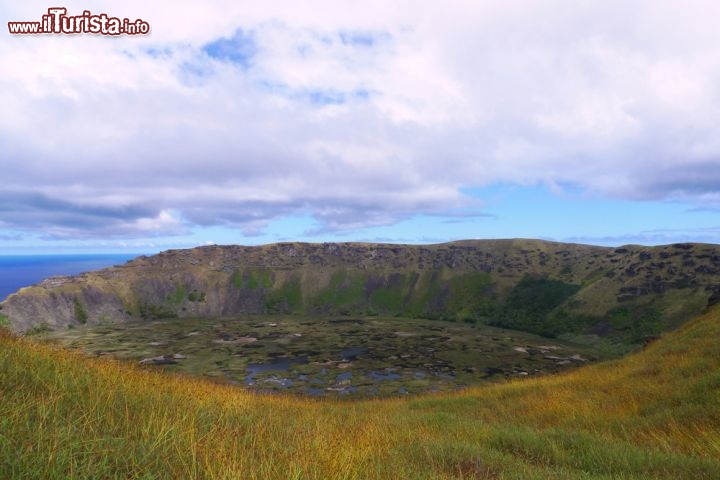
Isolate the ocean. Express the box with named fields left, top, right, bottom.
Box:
left=0, top=254, right=140, bottom=302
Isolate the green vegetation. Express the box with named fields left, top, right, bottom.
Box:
left=168, top=284, right=187, bottom=305
left=138, top=303, right=178, bottom=320
left=605, top=305, right=663, bottom=343
left=4, top=240, right=720, bottom=352
left=246, top=270, right=273, bottom=290
left=404, top=270, right=446, bottom=319
left=73, top=297, right=88, bottom=324
left=233, top=269, right=274, bottom=290
left=446, top=272, right=495, bottom=322
left=2, top=306, right=720, bottom=478
left=24, top=322, right=51, bottom=336
left=312, top=270, right=366, bottom=313
left=490, top=277, right=677, bottom=345
left=187, top=290, right=206, bottom=303
left=38, top=315, right=608, bottom=397
left=492, top=275, right=581, bottom=337
left=232, top=269, right=243, bottom=288
left=265, top=276, right=303, bottom=313
left=4, top=240, right=719, bottom=477
left=368, top=274, right=407, bottom=313
left=308, top=271, right=496, bottom=321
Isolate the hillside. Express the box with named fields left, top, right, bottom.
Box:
left=1, top=298, right=719, bottom=478
left=2, top=239, right=720, bottom=346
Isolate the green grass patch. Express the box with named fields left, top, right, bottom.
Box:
left=167, top=284, right=187, bottom=305
left=312, top=270, right=366, bottom=313
left=492, top=275, right=582, bottom=337
left=231, top=269, right=243, bottom=288
left=73, top=297, right=88, bottom=324
left=233, top=269, right=275, bottom=290
left=446, top=272, right=495, bottom=322
left=605, top=305, right=663, bottom=343
left=187, top=290, right=206, bottom=302
left=265, top=276, right=302, bottom=313
left=247, top=269, right=273, bottom=290
left=138, top=303, right=178, bottom=320
left=369, top=274, right=408, bottom=313
left=404, top=270, right=447, bottom=319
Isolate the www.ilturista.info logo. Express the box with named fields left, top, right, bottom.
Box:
left=8, top=8, right=150, bottom=35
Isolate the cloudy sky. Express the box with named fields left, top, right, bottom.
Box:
left=2, top=1, right=720, bottom=253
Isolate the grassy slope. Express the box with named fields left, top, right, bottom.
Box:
left=2, top=307, right=720, bottom=479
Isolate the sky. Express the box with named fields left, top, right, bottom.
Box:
left=1, top=1, right=720, bottom=254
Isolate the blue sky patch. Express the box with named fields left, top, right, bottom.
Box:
left=338, top=30, right=386, bottom=47
left=203, top=29, right=256, bottom=68
left=145, top=47, right=173, bottom=59
left=175, top=58, right=216, bottom=86
left=308, top=89, right=346, bottom=105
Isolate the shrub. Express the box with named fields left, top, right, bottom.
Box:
left=74, top=297, right=88, bottom=324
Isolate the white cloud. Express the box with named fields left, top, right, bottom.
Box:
left=2, top=1, right=720, bottom=240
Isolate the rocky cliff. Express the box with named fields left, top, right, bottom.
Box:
left=2, top=239, right=719, bottom=345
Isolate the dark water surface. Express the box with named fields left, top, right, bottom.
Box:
left=0, top=254, right=138, bottom=301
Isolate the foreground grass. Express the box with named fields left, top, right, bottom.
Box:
left=2, top=308, right=720, bottom=479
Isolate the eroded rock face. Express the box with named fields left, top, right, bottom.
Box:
left=2, top=240, right=720, bottom=344
left=1, top=283, right=128, bottom=333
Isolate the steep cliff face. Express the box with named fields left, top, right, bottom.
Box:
left=2, top=240, right=719, bottom=344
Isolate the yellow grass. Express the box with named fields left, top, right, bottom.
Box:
left=2, top=306, right=720, bottom=478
